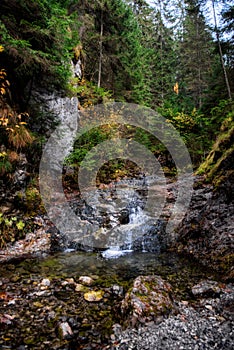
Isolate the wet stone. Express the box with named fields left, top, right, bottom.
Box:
left=75, top=283, right=89, bottom=292
left=41, top=278, right=51, bottom=287
left=58, top=321, right=73, bottom=339
left=111, top=285, right=124, bottom=297
left=84, top=290, right=104, bottom=302
left=191, top=281, right=222, bottom=298
left=121, top=275, right=175, bottom=327
left=79, top=276, right=94, bottom=286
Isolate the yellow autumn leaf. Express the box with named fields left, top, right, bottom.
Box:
left=0, top=69, right=6, bottom=77
left=0, top=152, right=7, bottom=157
left=173, top=82, right=179, bottom=95
left=0, top=45, right=4, bottom=52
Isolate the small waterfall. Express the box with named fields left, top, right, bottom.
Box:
left=129, top=206, right=146, bottom=224
left=125, top=206, right=145, bottom=250
left=101, top=206, right=155, bottom=259
left=62, top=176, right=164, bottom=258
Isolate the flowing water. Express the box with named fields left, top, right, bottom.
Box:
left=0, top=248, right=219, bottom=349
left=101, top=205, right=152, bottom=258
left=0, top=175, right=207, bottom=291
left=65, top=175, right=167, bottom=254
left=0, top=175, right=220, bottom=350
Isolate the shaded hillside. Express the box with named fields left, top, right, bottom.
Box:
left=198, top=115, right=234, bottom=188
left=175, top=114, right=234, bottom=279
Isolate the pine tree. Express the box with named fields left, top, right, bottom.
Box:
left=72, top=0, right=151, bottom=105
left=178, top=0, right=215, bottom=108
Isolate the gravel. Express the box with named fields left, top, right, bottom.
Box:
left=109, top=302, right=234, bottom=350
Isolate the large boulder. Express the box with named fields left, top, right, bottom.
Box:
left=121, top=275, right=175, bottom=327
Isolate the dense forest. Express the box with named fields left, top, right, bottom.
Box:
left=0, top=0, right=233, bottom=243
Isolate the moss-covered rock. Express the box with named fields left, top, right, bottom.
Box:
left=197, top=115, right=234, bottom=187
left=121, top=275, right=175, bottom=327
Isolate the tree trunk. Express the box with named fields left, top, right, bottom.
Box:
left=211, top=0, right=232, bottom=100
left=98, top=9, right=103, bottom=89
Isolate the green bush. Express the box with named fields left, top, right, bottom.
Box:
left=0, top=213, right=25, bottom=248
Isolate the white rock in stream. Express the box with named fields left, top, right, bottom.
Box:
left=58, top=322, right=73, bottom=339
left=79, top=276, right=94, bottom=286
left=41, top=278, right=51, bottom=287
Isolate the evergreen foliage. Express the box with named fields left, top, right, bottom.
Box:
left=0, top=0, right=79, bottom=96
left=0, top=0, right=233, bottom=177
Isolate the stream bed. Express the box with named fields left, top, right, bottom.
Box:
left=0, top=176, right=233, bottom=349
left=1, top=250, right=233, bottom=349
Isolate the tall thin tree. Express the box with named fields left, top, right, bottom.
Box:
left=211, top=0, right=232, bottom=100
left=98, top=3, right=104, bottom=88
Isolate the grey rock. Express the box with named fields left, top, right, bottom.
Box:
left=191, top=280, right=221, bottom=297
left=121, top=275, right=175, bottom=327
left=58, top=321, right=73, bottom=339
left=110, top=304, right=234, bottom=350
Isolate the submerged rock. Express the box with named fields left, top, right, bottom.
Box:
left=75, top=283, right=89, bottom=292
left=58, top=321, right=73, bottom=339
left=41, top=278, right=51, bottom=287
left=79, top=276, right=94, bottom=286
left=84, top=290, right=104, bottom=302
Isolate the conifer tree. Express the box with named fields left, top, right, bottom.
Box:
left=178, top=0, right=215, bottom=108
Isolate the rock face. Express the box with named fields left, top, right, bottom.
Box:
left=121, top=275, right=175, bottom=327
left=0, top=227, right=51, bottom=262
left=58, top=177, right=164, bottom=252
left=175, top=174, right=234, bottom=279
left=29, top=88, right=79, bottom=133
left=175, top=117, right=234, bottom=280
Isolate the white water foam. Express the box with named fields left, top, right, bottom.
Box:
left=101, top=246, right=133, bottom=259
left=102, top=206, right=150, bottom=259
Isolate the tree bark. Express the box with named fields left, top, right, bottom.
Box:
left=98, top=9, right=103, bottom=89
left=211, top=0, right=232, bottom=100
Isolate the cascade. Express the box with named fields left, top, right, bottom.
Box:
left=31, top=88, right=167, bottom=257
left=59, top=175, right=166, bottom=258
left=101, top=204, right=154, bottom=259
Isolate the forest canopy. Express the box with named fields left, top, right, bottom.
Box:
left=0, top=0, right=233, bottom=172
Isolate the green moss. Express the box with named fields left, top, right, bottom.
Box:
left=24, top=337, right=35, bottom=345
left=103, top=317, right=114, bottom=331
left=196, top=117, right=234, bottom=186
left=25, top=185, right=45, bottom=216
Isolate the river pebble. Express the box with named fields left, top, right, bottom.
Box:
left=58, top=321, right=73, bottom=339
left=79, top=276, right=94, bottom=286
